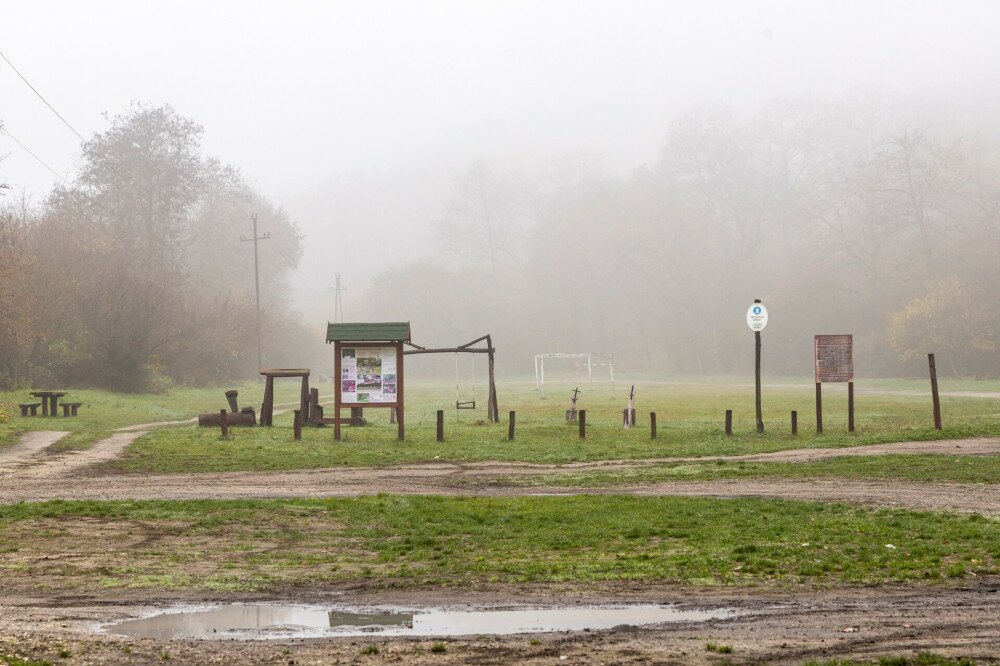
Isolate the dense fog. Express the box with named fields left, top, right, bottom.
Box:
left=2, top=2, right=1000, bottom=390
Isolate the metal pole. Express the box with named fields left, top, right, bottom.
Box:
left=755, top=328, right=763, bottom=434
left=252, top=214, right=262, bottom=375
left=609, top=355, right=615, bottom=399
left=587, top=355, right=593, bottom=385
left=240, top=214, right=270, bottom=378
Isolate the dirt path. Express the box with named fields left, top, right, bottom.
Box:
left=0, top=430, right=69, bottom=474
left=0, top=435, right=998, bottom=509
left=1, top=431, right=147, bottom=481
left=2, top=581, right=999, bottom=664
left=0, top=463, right=998, bottom=512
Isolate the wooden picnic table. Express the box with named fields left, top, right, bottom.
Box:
left=29, top=391, right=67, bottom=417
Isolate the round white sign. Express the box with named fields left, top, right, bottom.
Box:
left=747, top=302, right=768, bottom=332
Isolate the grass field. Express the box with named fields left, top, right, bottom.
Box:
left=1, top=496, right=997, bottom=594
left=108, top=380, right=1000, bottom=473
left=0, top=382, right=313, bottom=451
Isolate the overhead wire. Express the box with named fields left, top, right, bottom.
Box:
left=0, top=47, right=133, bottom=185
left=0, top=122, right=117, bottom=218
left=0, top=123, right=72, bottom=187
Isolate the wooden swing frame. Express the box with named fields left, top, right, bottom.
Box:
left=404, top=335, right=499, bottom=423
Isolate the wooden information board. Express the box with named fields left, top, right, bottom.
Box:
left=814, top=335, right=853, bottom=383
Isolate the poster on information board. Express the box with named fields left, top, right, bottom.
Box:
left=340, top=346, right=398, bottom=403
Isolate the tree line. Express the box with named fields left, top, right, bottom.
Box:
left=0, top=104, right=310, bottom=391
left=361, top=95, right=1000, bottom=379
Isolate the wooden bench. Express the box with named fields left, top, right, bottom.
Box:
left=19, top=403, right=41, bottom=417
left=61, top=402, right=82, bottom=417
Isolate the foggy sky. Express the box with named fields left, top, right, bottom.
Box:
left=3, top=0, right=1000, bottom=323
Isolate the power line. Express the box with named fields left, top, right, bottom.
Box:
left=0, top=49, right=88, bottom=145
left=1, top=122, right=118, bottom=218
left=0, top=48, right=131, bottom=184
left=0, top=123, right=71, bottom=186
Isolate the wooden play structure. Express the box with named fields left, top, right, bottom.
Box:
left=404, top=334, right=499, bottom=423
left=259, top=368, right=311, bottom=426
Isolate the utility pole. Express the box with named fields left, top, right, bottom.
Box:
left=329, top=273, right=347, bottom=323
left=240, top=214, right=270, bottom=376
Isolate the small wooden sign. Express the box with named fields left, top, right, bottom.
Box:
left=815, top=335, right=853, bottom=383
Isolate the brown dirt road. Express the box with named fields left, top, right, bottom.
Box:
left=1, top=432, right=999, bottom=512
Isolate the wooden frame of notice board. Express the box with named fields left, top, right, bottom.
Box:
left=333, top=341, right=405, bottom=441
left=813, top=334, right=854, bottom=434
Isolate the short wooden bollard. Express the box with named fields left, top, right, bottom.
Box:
left=220, top=409, right=229, bottom=439
left=293, top=409, right=302, bottom=440
left=650, top=412, right=657, bottom=439
left=436, top=410, right=444, bottom=442
left=848, top=381, right=855, bottom=432
left=724, top=410, right=733, bottom=436
left=791, top=410, right=798, bottom=435
left=508, top=411, right=516, bottom=441
left=579, top=410, right=586, bottom=439
left=929, top=353, right=942, bottom=430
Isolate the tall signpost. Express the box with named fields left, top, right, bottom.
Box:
left=746, top=299, right=768, bottom=434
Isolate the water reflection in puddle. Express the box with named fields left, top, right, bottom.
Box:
left=105, top=604, right=739, bottom=640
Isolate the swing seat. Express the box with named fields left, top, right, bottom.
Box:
left=456, top=400, right=477, bottom=410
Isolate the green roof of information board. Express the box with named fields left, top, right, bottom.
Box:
left=326, top=322, right=411, bottom=343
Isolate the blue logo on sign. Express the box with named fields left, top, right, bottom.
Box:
left=753, top=306, right=762, bottom=315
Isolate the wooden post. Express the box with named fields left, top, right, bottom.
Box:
left=508, top=410, right=515, bottom=441
left=396, top=342, right=405, bottom=441
left=725, top=409, right=733, bottom=436
left=436, top=409, right=444, bottom=442
left=579, top=409, right=586, bottom=439
left=225, top=390, right=239, bottom=413
left=301, top=375, right=310, bottom=423
left=310, top=388, right=320, bottom=423
left=848, top=381, right=855, bottom=433
left=334, top=344, right=342, bottom=442
left=650, top=411, right=657, bottom=439
left=622, top=408, right=629, bottom=427
left=755, top=327, right=764, bottom=433
left=261, top=375, right=274, bottom=426
left=390, top=407, right=396, bottom=424
left=929, top=353, right=942, bottom=430
left=350, top=407, right=364, bottom=426
left=487, top=336, right=499, bottom=423
left=293, top=409, right=302, bottom=440
left=220, top=409, right=229, bottom=439
left=815, top=382, right=823, bottom=434
left=791, top=410, right=798, bottom=435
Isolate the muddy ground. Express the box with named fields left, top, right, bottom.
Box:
left=3, top=433, right=1000, bottom=663
left=2, top=581, right=999, bottom=664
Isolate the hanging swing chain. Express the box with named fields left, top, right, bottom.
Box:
left=455, top=353, right=478, bottom=410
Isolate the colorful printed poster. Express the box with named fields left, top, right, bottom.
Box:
left=340, top=347, right=398, bottom=404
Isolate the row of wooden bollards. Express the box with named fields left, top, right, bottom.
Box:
left=722, top=408, right=845, bottom=435
left=726, top=409, right=812, bottom=435
left=220, top=407, right=663, bottom=442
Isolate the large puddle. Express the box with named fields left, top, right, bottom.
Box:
left=104, top=603, right=739, bottom=640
